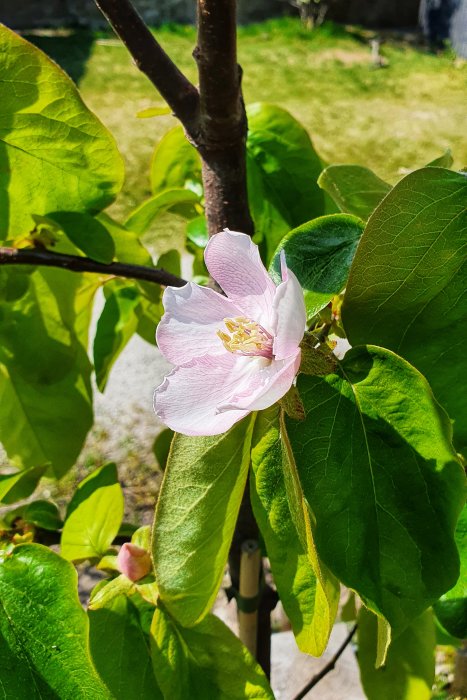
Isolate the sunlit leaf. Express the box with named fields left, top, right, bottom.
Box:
left=318, top=164, right=391, bottom=220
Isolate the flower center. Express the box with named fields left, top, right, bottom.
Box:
left=217, top=317, right=274, bottom=358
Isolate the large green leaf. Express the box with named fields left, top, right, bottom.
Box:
left=0, top=25, right=123, bottom=239
left=125, top=188, right=200, bottom=235
left=150, top=605, right=273, bottom=699
left=318, top=164, right=391, bottom=220
left=342, top=168, right=467, bottom=449
left=0, top=269, right=93, bottom=477
left=61, top=462, right=124, bottom=562
left=89, top=593, right=163, bottom=699
left=434, top=504, right=467, bottom=638
left=358, top=608, right=435, bottom=700
left=269, top=214, right=364, bottom=318
left=246, top=103, right=324, bottom=258
left=286, top=345, right=465, bottom=634
left=150, top=126, right=202, bottom=195
left=0, top=543, right=111, bottom=699
left=152, top=416, right=256, bottom=626
left=93, top=282, right=141, bottom=391
left=250, top=406, right=339, bottom=655
left=48, top=211, right=116, bottom=264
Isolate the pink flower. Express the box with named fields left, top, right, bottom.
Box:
left=153, top=230, right=306, bottom=436
left=116, top=542, right=152, bottom=582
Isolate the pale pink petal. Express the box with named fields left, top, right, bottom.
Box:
left=272, top=266, right=306, bottom=361
left=204, top=230, right=276, bottom=328
left=156, top=282, right=243, bottom=365
left=219, top=351, right=301, bottom=412
left=153, top=353, right=264, bottom=436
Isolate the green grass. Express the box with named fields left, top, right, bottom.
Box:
left=28, top=18, right=466, bottom=223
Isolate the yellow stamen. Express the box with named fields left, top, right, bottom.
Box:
left=217, top=317, right=273, bottom=358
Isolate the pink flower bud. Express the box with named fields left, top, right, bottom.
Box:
left=116, top=542, right=152, bottom=582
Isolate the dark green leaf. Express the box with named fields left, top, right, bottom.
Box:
left=153, top=428, right=174, bottom=470
left=89, top=594, right=163, bottom=699
left=426, top=149, right=453, bottom=168
left=0, top=270, right=93, bottom=477
left=157, top=249, right=181, bottom=277
left=250, top=406, right=339, bottom=655
left=0, top=25, right=123, bottom=239
left=61, top=462, right=124, bottom=562
left=286, top=345, right=465, bottom=634
left=342, top=168, right=467, bottom=449
left=150, top=605, right=274, bottom=699
left=358, top=608, right=435, bottom=700
left=0, top=543, right=111, bottom=699
left=318, top=164, right=391, bottom=220
left=48, top=211, right=115, bottom=264
left=434, top=504, right=467, bottom=638
left=125, top=188, right=200, bottom=235
left=151, top=126, right=202, bottom=195
left=0, top=466, right=47, bottom=504
left=93, top=283, right=141, bottom=391
left=269, top=214, right=364, bottom=317
left=247, top=103, right=324, bottom=260
left=0, top=267, right=31, bottom=303
left=153, top=416, right=256, bottom=626
left=97, top=213, right=154, bottom=266
left=16, top=499, right=63, bottom=531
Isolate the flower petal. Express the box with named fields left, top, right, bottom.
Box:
left=156, top=282, right=242, bottom=365
left=204, top=230, right=276, bottom=328
left=153, top=353, right=263, bottom=436
left=219, top=351, right=301, bottom=412
left=272, top=266, right=306, bottom=361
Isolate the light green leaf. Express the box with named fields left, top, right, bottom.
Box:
left=286, top=345, right=465, bottom=634
left=0, top=25, right=123, bottom=239
left=137, top=106, right=172, bottom=118
left=269, top=214, right=364, bottom=318
left=0, top=269, right=93, bottom=477
left=125, top=188, right=200, bottom=235
left=250, top=406, right=339, bottom=655
left=151, top=126, right=202, bottom=195
left=426, top=149, right=453, bottom=168
left=153, top=416, right=256, bottom=626
left=48, top=211, right=115, bottom=264
left=318, top=165, right=391, bottom=220
left=186, top=215, right=209, bottom=248
left=150, top=606, right=274, bottom=699
left=89, top=593, right=163, bottom=700
left=0, top=543, right=111, bottom=699
left=61, top=462, right=124, bottom=562
left=93, top=283, right=141, bottom=391
left=342, top=167, right=467, bottom=450
left=246, top=103, right=324, bottom=259
left=0, top=465, right=47, bottom=504
left=358, top=608, right=435, bottom=700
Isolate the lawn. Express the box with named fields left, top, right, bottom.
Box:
left=26, top=19, right=467, bottom=222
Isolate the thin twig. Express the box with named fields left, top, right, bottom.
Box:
left=93, top=0, right=200, bottom=135
left=292, top=624, right=358, bottom=700
left=0, top=247, right=187, bottom=288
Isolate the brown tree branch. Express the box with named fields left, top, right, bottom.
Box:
left=292, top=624, right=358, bottom=700
left=93, top=0, right=200, bottom=135
left=0, top=247, right=187, bottom=288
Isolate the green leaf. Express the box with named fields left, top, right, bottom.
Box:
left=426, top=149, right=453, bottom=168
left=0, top=465, right=47, bottom=504
left=125, top=188, right=200, bottom=235
left=358, top=608, right=435, bottom=700
left=0, top=267, right=31, bottom=303
left=286, top=345, right=465, bottom=634
left=269, top=214, right=364, bottom=318
left=97, top=213, right=154, bottom=266
left=61, top=462, right=124, bottom=562
left=89, top=593, right=163, bottom=700
left=0, top=26, right=123, bottom=239
left=434, top=504, right=467, bottom=638
left=0, top=269, right=93, bottom=477
left=150, top=605, right=274, bottom=699
left=342, top=167, right=467, bottom=449
left=157, top=248, right=181, bottom=277
left=0, top=543, right=111, bottom=699
left=136, top=106, right=172, bottom=118
left=152, top=416, right=256, bottom=626
left=186, top=215, right=209, bottom=248
left=151, top=126, right=202, bottom=195
left=250, top=406, right=339, bottom=655
left=48, top=211, right=115, bottom=264
left=153, top=428, right=174, bottom=470
left=318, top=165, right=391, bottom=221
left=14, top=499, right=63, bottom=531
left=94, top=283, right=141, bottom=391
left=246, top=103, right=324, bottom=259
